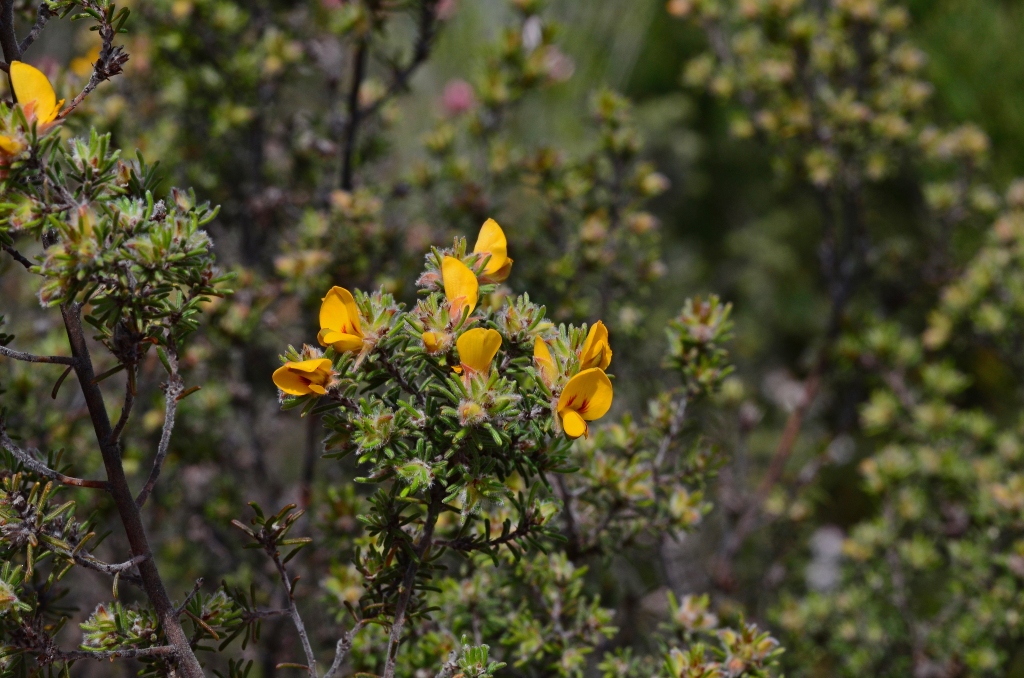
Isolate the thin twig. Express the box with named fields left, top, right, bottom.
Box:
left=322, top=621, right=368, bottom=678
left=552, top=473, right=581, bottom=557
left=18, top=2, right=50, bottom=54
left=0, top=344, right=77, bottom=365
left=339, top=0, right=441, bottom=190
left=269, top=545, right=318, bottom=678
left=107, top=370, right=136, bottom=446
left=53, top=645, right=177, bottom=662
left=57, top=2, right=128, bottom=119
left=58, top=72, right=101, bottom=118
left=2, top=244, right=32, bottom=269
left=377, top=348, right=425, bottom=407
left=356, top=0, right=441, bottom=128
left=243, top=608, right=290, bottom=622
left=859, top=355, right=916, bottom=411
left=434, top=520, right=536, bottom=552
left=653, top=397, right=688, bottom=470
left=0, top=427, right=108, bottom=490
left=175, top=578, right=204, bottom=616
left=383, top=486, right=442, bottom=678
left=73, top=552, right=146, bottom=586
left=136, top=369, right=183, bottom=508
left=713, top=352, right=825, bottom=590
left=340, top=37, right=368, bottom=191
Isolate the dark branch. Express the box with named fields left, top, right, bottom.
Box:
left=107, top=370, right=136, bottom=446
left=340, top=0, right=441, bottom=190
left=60, top=302, right=205, bottom=678
left=175, top=578, right=204, bottom=616
left=357, top=0, right=441, bottom=126
left=2, top=244, right=32, bottom=269
left=435, top=520, right=537, bottom=553
left=18, top=2, right=51, bottom=54
left=340, top=37, right=368, bottom=191
left=0, top=0, right=21, bottom=66
left=377, top=348, right=425, bottom=407
left=653, top=396, right=688, bottom=471
left=383, top=485, right=442, bottom=678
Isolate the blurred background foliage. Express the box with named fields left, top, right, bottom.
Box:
left=5, top=0, right=1024, bottom=676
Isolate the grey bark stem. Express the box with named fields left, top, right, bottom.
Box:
left=136, top=369, right=183, bottom=508
left=323, top=622, right=366, bottom=678
left=270, top=548, right=317, bottom=678
left=60, top=303, right=205, bottom=678
left=18, top=2, right=50, bottom=54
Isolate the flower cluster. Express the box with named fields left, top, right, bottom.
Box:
left=273, top=218, right=615, bottom=441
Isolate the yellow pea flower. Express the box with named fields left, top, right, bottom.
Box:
left=0, top=135, right=25, bottom=156
left=442, top=256, right=479, bottom=321
left=534, top=336, right=558, bottom=386
left=473, top=218, right=513, bottom=283
left=557, top=367, right=613, bottom=440
left=272, top=358, right=334, bottom=396
left=456, top=327, right=502, bottom=374
left=318, top=286, right=364, bottom=353
left=579, top=320, right=612, bottom=371
left=11, top=61, right=64, bottom=125
left=422, top=331, right=443, bottom=354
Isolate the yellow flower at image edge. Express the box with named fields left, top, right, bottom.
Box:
left=456, top=328, right=502, bottom=374
left=473, top=218, right=513, bottom=283
left=318, top=286, right=364, bottom=352
left=442, top=256, right=479, bottom=321
left=0, top=135, right=24, bottom=155
left=557, top=368, right=613, bottom=440
left=273, top=358, right=333, bottom=396
left=11, top=61, right=64, bottom=124
left=579, top=320, right=612, bottom=371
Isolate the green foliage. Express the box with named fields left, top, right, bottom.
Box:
left=6, top=0, right=1024, bottom=677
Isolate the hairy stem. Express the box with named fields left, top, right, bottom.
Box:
left=323, top=622, right=367, bottom=678
left=136, top=367, right=183, bottom=508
